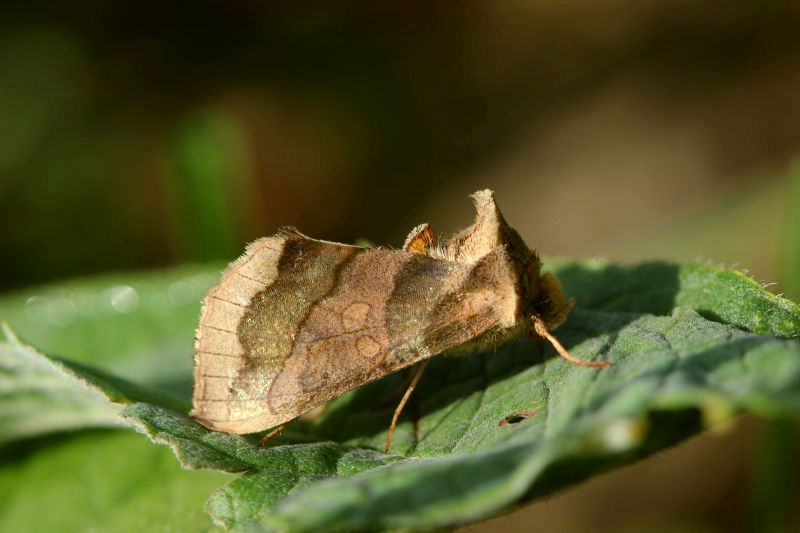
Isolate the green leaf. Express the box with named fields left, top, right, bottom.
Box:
left=0, top=324, right=190, bottom=444
left=0, top=431, right=230, bottom=532
left=0, top=322, right=230, bottom=532
left=549, top=260, right=800, bottom=337
left=1, top=260, right=799, bottom=531
left=0, top=265, right=220, bottom=397
left=0, top=326, right=117, bottom=444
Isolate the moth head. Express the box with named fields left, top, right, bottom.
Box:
left=528, top=269, right=575, bottom=331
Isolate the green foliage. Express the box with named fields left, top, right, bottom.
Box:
left=783, top=163, right=800, bottom=301
left=167, top=111, right=250, bottom=262
left=0, top=430, right=228, bottom=531
left=0, top=265, right=221, bottom=395
left=1, top=260, right=799, bottom=531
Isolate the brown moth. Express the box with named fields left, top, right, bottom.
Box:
left=190, top=189, right=607, bottom=452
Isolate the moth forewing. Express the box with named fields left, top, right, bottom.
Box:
left=190, top=238, right=500, bottom=434
left=190, top=234, right=289, bottom=433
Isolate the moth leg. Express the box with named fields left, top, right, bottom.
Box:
left=257, top=423, right=287, bottom=446
left=402, top=223, right=435, bottom=255
left=530, top=315, right=610, bottom=368
left=378, top=367, right=421, bottom=406
left=385, top=359, right=430, bottom=454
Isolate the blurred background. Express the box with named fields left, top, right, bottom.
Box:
left=1, top=1, right=799, bottom=531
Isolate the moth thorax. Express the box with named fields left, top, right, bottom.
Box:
left=500, top=280, right=524, bottom=330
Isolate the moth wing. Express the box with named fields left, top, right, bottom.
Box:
left=192, top=232, right=513, bottom=435
left=191, top=228, right=359, bottom=433
left=264, top=250, right=513, bottom=426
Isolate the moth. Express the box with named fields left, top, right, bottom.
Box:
left=190, top=189, right=607, bottom=452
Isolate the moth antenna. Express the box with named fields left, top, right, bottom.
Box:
left=531, top=315, right=609, bottom=368
left=385, top=359, right=430, bottom=454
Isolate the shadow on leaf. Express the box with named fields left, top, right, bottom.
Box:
left=307, top=262, right=684, bottom=453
